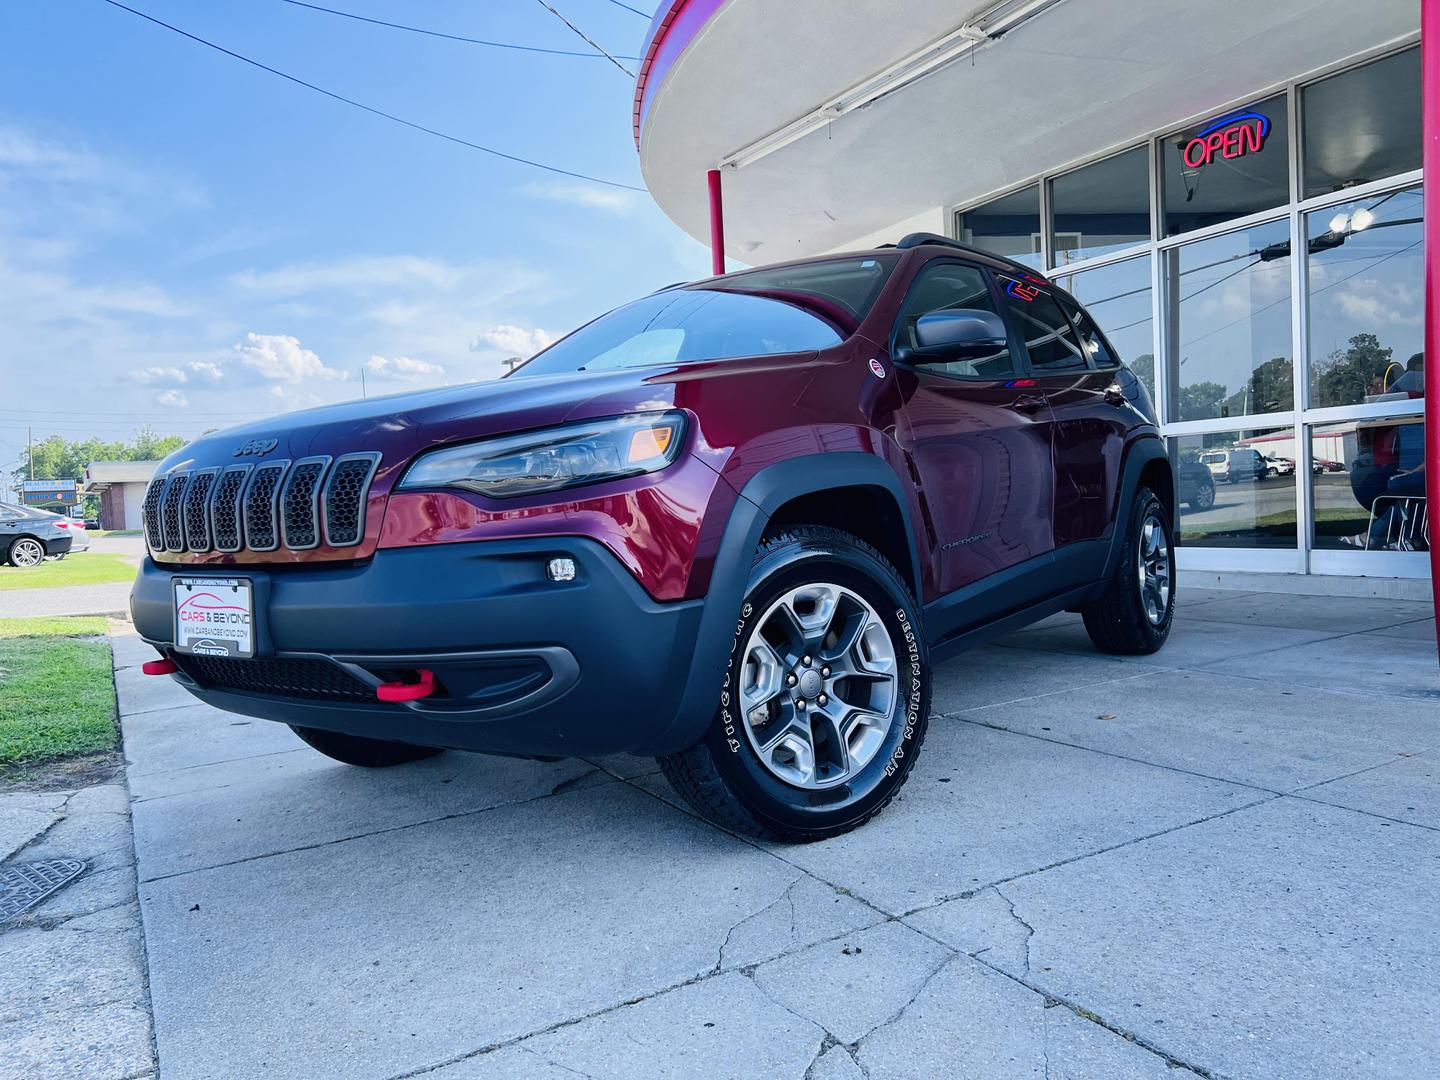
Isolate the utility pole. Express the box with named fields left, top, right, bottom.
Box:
left=360, top=366, right=368, bottom=399
left=28, top=425, right=33, bottom=480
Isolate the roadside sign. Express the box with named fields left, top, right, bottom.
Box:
left=20, top=479, right=80, bottom=507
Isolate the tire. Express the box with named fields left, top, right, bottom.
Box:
left=7, top=537, right=46, bottom=568
left=1266, top=467, right=1279, bottom=479
left=659, top=525, right=931, bottom=843
left=288, top=725, right=445, bottom=767
left=1188, top=478, right=1215, bottom=512
left=1081, top=486, right=1174, bottom=655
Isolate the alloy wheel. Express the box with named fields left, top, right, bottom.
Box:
left=11, top=538, right=44, bottom=567
left=1136, top=514, right=1171, bottom=626
left=738, top=582, right=898, bottom=789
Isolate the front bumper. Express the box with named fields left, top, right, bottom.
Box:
left=130, top=537, right=705, bottom=757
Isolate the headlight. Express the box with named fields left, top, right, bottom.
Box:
left=398, top=411, right=687, bottom=499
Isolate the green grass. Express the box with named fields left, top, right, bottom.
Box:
left=0, top=551, right=136, bottom=591
left=0, top=617, right=117, bottom=768
left=90, top=529, right=142, bottom=538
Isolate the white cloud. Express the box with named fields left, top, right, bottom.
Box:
left=127, top=365, right=190, bottom=386
left=471, top=324, right=553, bottom=358
left=0, top=127, right=101, bottom=181
left=364, top=355, right=446, bottom=381
left=188, top=360, right=224, bottom=382
left=230, top=332, right=346, bottom=383
left=156, top=388, right=189, bottom=408
left=526, top=182, right=642, bottom=215
left=230, top=256, right=460, bottom=294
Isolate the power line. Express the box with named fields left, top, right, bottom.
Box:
left=597, top=0, right=652, bottom=17
left=275, top=0, right=640, bottom=60
left=97, top=0, right=646, bottom=192
left=530, top=0, right=635, bottom=77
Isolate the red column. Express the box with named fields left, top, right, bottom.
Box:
left=707, top=168, right=725, bottom=276
left=1426, top=0, right=1439, bottom=657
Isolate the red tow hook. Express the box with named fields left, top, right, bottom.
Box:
left=142, top=658, right=178, bottom=676
left=376, top=669, right=436, bottom=703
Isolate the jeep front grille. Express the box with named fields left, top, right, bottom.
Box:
left=143, top=453, right=382, bottom=558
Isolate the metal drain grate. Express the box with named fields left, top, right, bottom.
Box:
left=0, top=859, right=86, bottom=922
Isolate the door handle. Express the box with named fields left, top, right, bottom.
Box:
left=1013, top=394, right=1048, bottom=413
left=1103, top=383, right=1127, bottom=406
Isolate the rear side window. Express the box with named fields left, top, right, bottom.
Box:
left=997, top=274, right=1089, bottom=373
left=892, top=262, right=1016, bottom=379
left=1058, top=296, right=1121, bottom=368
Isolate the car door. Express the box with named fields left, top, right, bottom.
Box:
left=995, top=274, right=1129, bottom=549
left=886, top=259, right=1055, bottom=595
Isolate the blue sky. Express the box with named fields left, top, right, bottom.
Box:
left=0, top=0, right=705, bottom=482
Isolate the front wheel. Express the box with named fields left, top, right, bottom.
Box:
left=659, top=525, right=930, bottom=843
left=1081, top=486, right=1174, bottom=655
left=289, top=725, right=445, bottom=767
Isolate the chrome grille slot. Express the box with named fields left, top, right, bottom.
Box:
left=280, top=457, right=330, bottom=550
left=161, top=473, right=190, bottom=552
left=141, top=476, right=167, bottom=552
left=183, top=468, right=219, bottom=552
left=211, top=465, right=250, bottom=552
left=322, top=453, right=381, bottom=548
left=242, top=461, right=289, bottom=552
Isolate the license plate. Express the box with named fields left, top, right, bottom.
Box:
left=173, top=577, right=254, bottom=658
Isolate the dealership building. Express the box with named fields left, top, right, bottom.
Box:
left=634, top=0, right=1432, bottom=594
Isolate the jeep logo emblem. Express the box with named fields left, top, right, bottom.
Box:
left=233, top=438, right=279, bottom=458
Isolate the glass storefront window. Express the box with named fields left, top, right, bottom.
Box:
left=1163, top=94, right=1289, bottom=237
left=1166, top=219, right=1293, bottom=422
left=1054, top=256, right=1155, bottom=399
left=1303, top=48, right=1421, bottom=199
left=1169, top=428, right=1298, bottom=548
left=1306, top=185, right=1424, bottom=410
left=1050, top=146, right=1150, bottom=264
left=1310, top=418, right=1426, bottom=552
left=957, top=185, right=1043, bottom=268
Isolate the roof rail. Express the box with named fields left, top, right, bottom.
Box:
left=896, top=232, right=991, bottom=256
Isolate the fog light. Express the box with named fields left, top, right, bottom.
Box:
left=546, top=557, right=577, bottom=583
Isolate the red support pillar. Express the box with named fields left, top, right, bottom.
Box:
left=707, top=168, right=725, bottom=277
left=1426, top=0, right=1440, bottom=659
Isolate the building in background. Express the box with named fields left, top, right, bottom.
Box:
left=84, top=460, right=160, bottom=531
left=635, top=0, right=1426, bottom=585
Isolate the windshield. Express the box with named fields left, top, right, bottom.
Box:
left=513, top=256, right=895, bottom=378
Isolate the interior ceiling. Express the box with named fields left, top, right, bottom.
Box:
left=637, top=0, right=1419, bottom=262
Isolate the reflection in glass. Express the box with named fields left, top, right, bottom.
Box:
left=1303, top=48, right=1421, bottom=199
left=1166, top=220, right=1293, bottom=422
left=1163, top=95, right=1289, bottom=236
left=1169, top=428, right=1297, bottom=548
left=1054, top=256, right=1154, bottom=398
left=1306, top=186, right=1424, bottom=409
left=957, top=185, right=1043, bottom=267
left=1050, top=146, right=1151, bottom=264
left=1310, top=418, right=1427, bottom=552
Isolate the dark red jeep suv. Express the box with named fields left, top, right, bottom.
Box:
left=131, top=234, right=1175, bottom=841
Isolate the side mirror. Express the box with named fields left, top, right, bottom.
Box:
left=898, top=309, right=1009, bottom=364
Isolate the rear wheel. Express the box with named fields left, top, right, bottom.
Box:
left=7, top=537, right=45, bottom=568
left=1188, top=477, right=1215, bottom=511
left=1081, top=486, right=1174, bottom=655
left=659, top=525, right=930, bottom=843
left=289, top=726, right=445, bottom=767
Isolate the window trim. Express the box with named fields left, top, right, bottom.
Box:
left=994, top=271, right=1092, bottom=377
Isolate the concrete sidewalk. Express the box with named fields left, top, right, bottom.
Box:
left=113, top=590, right=1437, bottom=1080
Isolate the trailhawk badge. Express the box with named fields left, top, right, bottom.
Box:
left=869, top=358, right=886, bottom=379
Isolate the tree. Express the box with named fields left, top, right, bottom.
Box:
left=1178, top=380, right=1228, bottom=421
left=1223, top=356, right=1293, bottom=417
left=11, top=429, right=190, bottom=495
left=1312, top=332, right=1394, bottom=409
left=1129, top=353, right=1155, bottom=397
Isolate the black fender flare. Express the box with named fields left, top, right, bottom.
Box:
left=1102, top=434, right=1172, bottom=580
left=644, top=451, right=921, bottom=756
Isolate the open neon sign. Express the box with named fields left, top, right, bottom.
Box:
left=1182, top=110, right=1272, bottom=170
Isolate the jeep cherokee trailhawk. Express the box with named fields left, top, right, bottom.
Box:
left=131, top=234, right=1175, bottom=841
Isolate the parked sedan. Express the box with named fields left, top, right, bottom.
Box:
left=0, top=502, right=76, bottom=566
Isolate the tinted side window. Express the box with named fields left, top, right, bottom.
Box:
left=894, top=262, right=1015, bottom=379
left=1059, top=296, right=1120, bottom=368
left=998, top=275, right=1089, bottom=373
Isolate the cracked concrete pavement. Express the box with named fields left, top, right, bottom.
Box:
left=12, top=586, right=1436, bottom=1079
